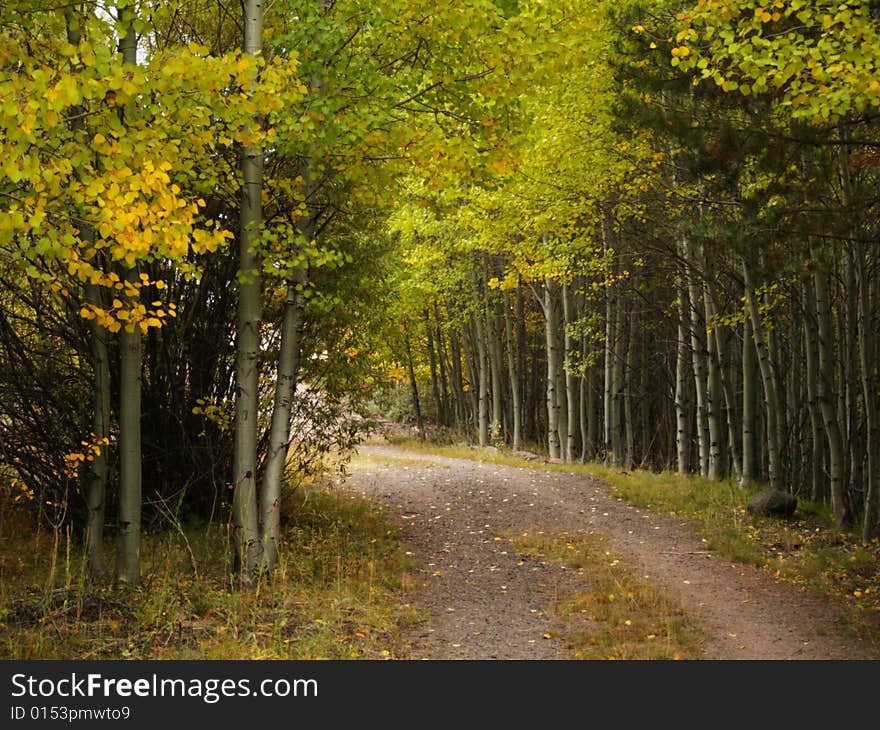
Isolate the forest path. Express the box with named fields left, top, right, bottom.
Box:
left=342, top=445, right=874, bottom=660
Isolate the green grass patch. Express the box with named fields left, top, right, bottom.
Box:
left=379, top=437, right=880, bottom=651
left=0, top=485, right=419, bottom=659
left=512, top=531, right=702, bottom=660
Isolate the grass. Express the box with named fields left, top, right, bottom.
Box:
left=376, top=435, right=880, bottom=651
left=0, top=484, right=420, bottom=660
left=512, top=530, right=702, bottom=660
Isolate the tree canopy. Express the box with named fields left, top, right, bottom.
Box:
left=1, top=0, right=879, bottom=587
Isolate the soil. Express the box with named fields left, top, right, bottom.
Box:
left=342, top=444, right=876, bottom=660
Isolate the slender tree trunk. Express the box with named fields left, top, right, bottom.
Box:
left=516, top=280, right=526, bottom=439
left=473, top=306, right=490, bottom=447
left=638, top=342, right=651, bottom=467
left=857, top=248, right=879, bottom=539
left=811, top=250, right=851, bottom=526
left=504, top=296, right=521, bottom=451
left=684, top=240, right=709, bottom=477
left=258, top=271, right=306, bottom=571
left=115, top=6, right=141, bottom=584
left=603, top=293, right=615, bottom=464
left=65, top=12, right=109, bottom=577
left=461, top=320, right=480, bottom=427
left=404, top=326, right=425, bottom=440
left=425, top=310, right=443, bottom=424
left=611, top=289, right=625, bottom=468
left=709, top=293, right=742, bottom=482
left=117, top=281, right=141, bottom=584
left=762, top=271, right=789, bottom=487
left=86, top=285, right=110, bottom=576
left=704, top=308, right=723, bottom=480
left=544, top=279, right=562, bottom=460
left=584, top=356, right=597, bottom=462
left=623, top=305, right=636, bottom=468
left=232, top=0, right=265, bottom=579
left=787, top=296, right=803, bottom=493
left=434, top=305, right=450, bottom=427
left=448, top=325, right=466, bottom=430
left=487, top=297, right=504, bottom=444
left=829, top=266, right=853, bottom=490
left=675, top=271, right=691, bottom=476
left=741, top=315, right=758, bottom=484
left=703, top=285, right=730, bottom=480
left=579, top=371, right=589, bottom=462
left=552, top=284, right=568, bottom=461
left=742, top=260, right=782, bottom=491
left=803, top=284, right=826, bottom=503
left=563, top=283, right=580, bottom=463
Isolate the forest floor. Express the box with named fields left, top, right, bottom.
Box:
left=342, top=444, right=876, bottom=660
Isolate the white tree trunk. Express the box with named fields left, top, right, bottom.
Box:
left=563, top=283, right=580, bottom=463
left=115, top=5, right=141, bottom=584
left=543, top=279, right=562, bottom=460
left=743, top=260, right=782, bottom=491
left=259, top=271, right=306, bottom=571
left=504, top=296, right=521, bottom=451
left=232, top=0, right=265, bottom=579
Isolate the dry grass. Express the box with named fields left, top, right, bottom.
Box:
left=512, top=531, right=702, bottom=660
left=0, top=485, right=420, bottom=660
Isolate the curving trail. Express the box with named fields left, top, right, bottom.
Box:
left=342, top=445, right=874, bottom=660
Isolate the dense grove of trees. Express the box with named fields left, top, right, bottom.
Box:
left=1, top=0, right=878, bottom=587
left=390, top=1, right=880, bottom=541
left=0, top=0, right=529, bottom=582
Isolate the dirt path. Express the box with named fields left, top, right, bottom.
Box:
left=342, top=445, right=875, bottom=660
